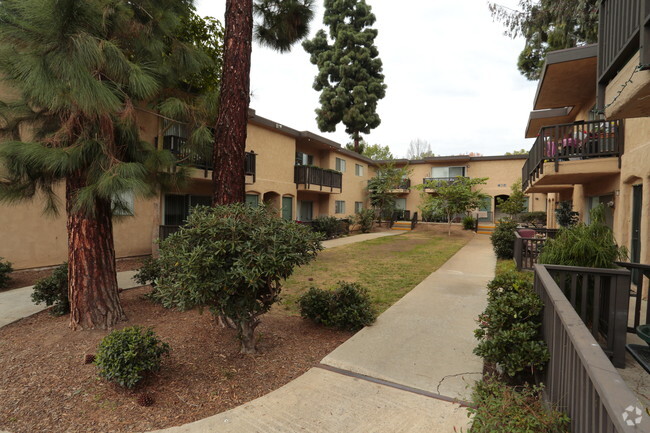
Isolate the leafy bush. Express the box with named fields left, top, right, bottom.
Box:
left=555, top=201, right=578, bottom=228
left=539, top=205, right=627, bottom=268
left=490, top=220, right=518, bottom=259
left=0, top=257, right=12, bottom=289
left=311, top=215, right=345, bottom=239
left=468, top=376, right=570, bottom=433
left=520, top=211, right=546, bottom=227
left=355, top=208, right=376, bottom=233
left=462, top=214, right=476, bottom=230
left=299, top=281, right=377, bottom=331
left=154, top=204, right=322, bottom=353
left=474, top=272, right=549, bottom=377
left=134, top=256, right=160, bottom=287
left=31, top=262, right=69, bottom=316
left=95, top=326, right=170, bottom=389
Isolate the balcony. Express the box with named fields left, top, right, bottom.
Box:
left=158, top=135, right=256, bottom=183
left=522, top=120, right=623, bottom=192
left=368, top=178, right=411, bottom=193
left=294, top=165, right=342, bottom=193
left=598, top=0, right=650, bottom=118
left=422, top=176, right=466, bottom=193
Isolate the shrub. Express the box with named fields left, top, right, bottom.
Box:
left=0, top=257, right=12, bottom=289
left=468, top=376, right=570, bottom=433
left=555, top=201, right=578, bottom=228
left=311, top=215, right=344, bottom=239
left=539, top=205, right=627, bottom=268
left=490, top=220, right=518, bottom=259
left=462, top=214, right=476, bottom=230
left=299, top=281, right=376, bottom=331
left=355, top=208, right=376, bottom=233
left=154, top=204, right=322, bottom=354
left=31, top=262, right=69, bottom=316
left=520, top=211, right=547, bottom=227
left=133, top=256, right=160, bottom=287
left=95, top=326, right=170, bottom=389
left=474, top=273, right=549, bottom=378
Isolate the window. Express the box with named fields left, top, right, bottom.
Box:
left=245, top=194, right=260, bottom=207
left=355, top=201, right=363, bottom=213
left=355, top=164, right=364, bottom=176
left=335, top=200, right=345, bottom=214
left=112, top=190, right=135, bottom=216
left=335, top=157, right=346, bottom=172
left=295, top=152, right=313, bottom=166
left=431, top=166, right=465, bottom=178
left=163, top=194, right=210, bottom=225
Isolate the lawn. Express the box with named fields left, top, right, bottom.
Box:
left=280, top=226, right=474, bottom=315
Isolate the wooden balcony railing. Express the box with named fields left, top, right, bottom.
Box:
left=514, top=228, right=559, bottom=271
left=294, top=165, right=342, bottom=191
left=158, top=135, right=256, bottom=179
left=598, top=0, right=650, bottom=104
left=522, top=120, right=624, bottom=191
left=533, top=264, right=647, bottom=432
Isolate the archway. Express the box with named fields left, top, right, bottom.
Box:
left=263, top=191, right=281, bottom=215
left=494, top=194, right=510, bottom=222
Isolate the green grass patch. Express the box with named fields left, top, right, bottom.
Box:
left=281, top=230, right=472, bottom=315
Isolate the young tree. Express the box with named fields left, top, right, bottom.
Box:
left=497, top=180, right=527, bottom=221
left=406, top=139, right=434, bottom=159
left=212, top=0, right=314, bottom=205
left=488, top=0, right=599, bottom=80
left=367, top=163, right=410, bottom=223
left=303, top=0, right=387, bottom=153
left=418, top=177, right=489, bottom=236
left=154, top=204, right=323, bottom=354
left=0, top=0, right=214, bottom=330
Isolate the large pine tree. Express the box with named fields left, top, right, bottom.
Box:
left=303, top=0, right=386, bottom=153
left=211, top=0, right=314, bottom=205
left=0, top=0, right=214, bottom=329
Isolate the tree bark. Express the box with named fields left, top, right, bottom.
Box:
left=67, top=171, right=126, bottom=330
left=237, top=317, right=259, bottom=354
left=353, top=131, right=360, bottom=153
left=212, top=0, right=253, bottom=205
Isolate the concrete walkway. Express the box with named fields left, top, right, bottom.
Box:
left=148, top=235, right=495, bottom=433
left=0, top=231, right=400, bottom=328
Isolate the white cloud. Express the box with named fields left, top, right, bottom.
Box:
left=195, top=0, right=538, bottom=158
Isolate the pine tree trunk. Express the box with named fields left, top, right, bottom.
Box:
left=354, top=131, right=360, bottom=153
left=212, top=0, right=253, bottom=205
left=67, top=172, right=126, bottom=330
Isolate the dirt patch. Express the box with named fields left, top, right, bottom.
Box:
left=2, top=256, right=146, bottom=292
left=0, top=286, right=351, bottom=433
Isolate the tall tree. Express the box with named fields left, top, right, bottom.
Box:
left=406, top=139, right=434, bottom=159
left=303, top=0, right=386, bottom=153
left=0, top=0, right=213, bottom=329
left=212, top=0, right=314, bottom=205
left=488, top=0, right=599, bottom=80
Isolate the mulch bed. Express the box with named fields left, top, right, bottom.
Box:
left=0, top=286, right=352, bottom=433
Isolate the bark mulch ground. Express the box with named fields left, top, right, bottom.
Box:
left=0, top=286, right=352, bottom=433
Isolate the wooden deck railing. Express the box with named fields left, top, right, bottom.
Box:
left=294, top=165, right=342, bottom=191
left=514, top=228, right=559, bottom=270
left=522, top=120, right=623, bottom=191
left=534, top=264, right=648, bottom=432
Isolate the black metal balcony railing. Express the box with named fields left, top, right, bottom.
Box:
left=158, top=135, right=256, bottom=179
left=534, top=264, right=644, bottom=431
left=522, top=120, right=624, bottom=191
left=598, top=0, right=650, bottom=95
left=294, top=165, right=342, bottom=191
left=422, top=176, right=465, bottom=186
left=395, top=178, right=411, bottom=190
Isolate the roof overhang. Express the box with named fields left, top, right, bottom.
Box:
left=532, top=44, right=598, bottom=112
left=525, top=107, right=574, bottom=138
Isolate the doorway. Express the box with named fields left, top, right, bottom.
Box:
left=631, top=185, right=643, bottom=286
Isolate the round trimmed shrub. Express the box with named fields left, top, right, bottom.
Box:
left=95, top=326, right=170, bottom=389
left=299, top=281, right=376, bottom=331
left=490, top=220, right=518, bottom=259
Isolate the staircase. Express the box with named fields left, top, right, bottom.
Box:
left=477, top=223, right=495, bottom=235
left=391, top=221, right=413, bottom=231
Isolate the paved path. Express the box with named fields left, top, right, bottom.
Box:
left=149, top=235, right=495, bottom=433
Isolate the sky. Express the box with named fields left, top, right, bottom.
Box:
left=194, top=0, right=538, bottom=159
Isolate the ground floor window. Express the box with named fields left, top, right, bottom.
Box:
left=335, top=200, right=345, bottom=214
left=163, top=194, right=211, bottom=226
left=298, top=200, right=313, bottom=221
left=112, top=190, right=135, bottom=216
left=245, top=194, right=260, bottom=207
left=355, top=201, right=363, bottom=213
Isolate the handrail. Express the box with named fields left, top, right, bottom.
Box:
left=411, top=212, right=418, bottom=230
left=534, top=264, right=647, bottom=432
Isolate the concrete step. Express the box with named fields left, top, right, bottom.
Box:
left=391, top=227, right=412, bottom=231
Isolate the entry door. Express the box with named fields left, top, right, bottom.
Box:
left=299, top=201, right=313, bottom=221
left=282, top=196, right=293, bottom=221
left=631, top=185, right=643, bottom=286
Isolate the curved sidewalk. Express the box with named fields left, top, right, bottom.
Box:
left=149, top=235, right=495, bottom=433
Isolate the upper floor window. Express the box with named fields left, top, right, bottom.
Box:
left=336, top=157, right=346, bottom=172
left=295, top=152, right=314, bottom=166
left=355, top=164, right=364, bottom=176
left=112, top=190, right=135, bottom=216
left=431, top=166, right=465, bottom=178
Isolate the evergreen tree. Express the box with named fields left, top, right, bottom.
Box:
left=212, top=0, right=314, bottom=205
left=0, top=0, right=215, bottom=330
left=303, top=0, right=386, bottom=153
left=488, top=0, right=599, bottom=80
